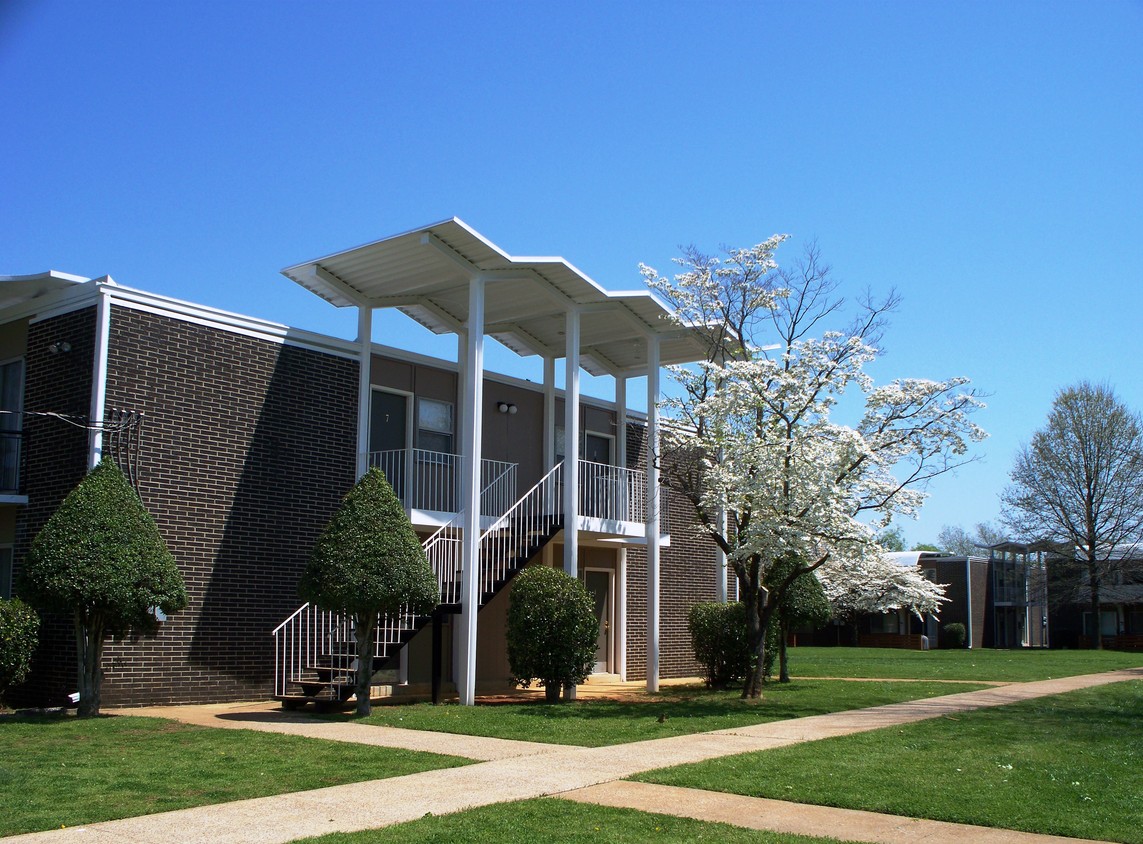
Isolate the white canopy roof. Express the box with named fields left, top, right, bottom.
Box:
left=281, top=218, right=713, bottom=376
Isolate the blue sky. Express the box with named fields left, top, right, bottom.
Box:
left=2, top=0, right=1141, bottom=547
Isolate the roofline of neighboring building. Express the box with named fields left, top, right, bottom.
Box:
left=0, top=273, right=648, bottom=420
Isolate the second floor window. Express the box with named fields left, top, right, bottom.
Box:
left=0, top=359, right=23, bottom=493
left=417, top=399, right=453, bottom=454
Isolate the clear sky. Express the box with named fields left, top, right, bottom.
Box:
left=2, top=0, right=1140, bottom=548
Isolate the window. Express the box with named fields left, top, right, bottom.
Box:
left=0, top=546, right=12, bottom=599
left=417, top=399, right=453, bottom=454
left=0, top=359, right=23, bottom=493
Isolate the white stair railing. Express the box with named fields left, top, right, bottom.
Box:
left=271, top=458, right=658, bottom=701
left=272, top=458, right=520, bottom=699
left=478, top=462, right=563, bottom=595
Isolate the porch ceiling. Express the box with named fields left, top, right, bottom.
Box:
left=280, top=218, right=713, bottom=376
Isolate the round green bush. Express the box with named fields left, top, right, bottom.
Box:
left=0, top=597, right=40, bottom=700
left=688, top=601, right=752, bottom=688
left=943, top=622, right=967, bottom=648
left=507, top=565, right=598, bottom=702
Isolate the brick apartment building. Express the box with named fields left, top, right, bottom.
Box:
left=1, top=219, right=724, bottom=708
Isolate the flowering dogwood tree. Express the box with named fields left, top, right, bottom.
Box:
left=643, top=238, right=985, bottom=697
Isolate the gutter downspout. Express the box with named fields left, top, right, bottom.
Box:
left=88, top=284, right=113, bottom=469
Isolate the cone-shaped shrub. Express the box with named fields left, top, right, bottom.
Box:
left=300, top=467, right=437, bottom=715
left=22, top=460, right=186, bottom=715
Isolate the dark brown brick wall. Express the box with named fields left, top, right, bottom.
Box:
left=11, top=307, right=99, bottom=706
left=98, top=305, right=358, bottom=705
left=623, top=421, right=719, bottom=680
left=15, top=303, right=359, bottom=706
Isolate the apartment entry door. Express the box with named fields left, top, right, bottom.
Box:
left=583, top=568, right=614, bottom=674
left=370, top=390, right=409, bottom=500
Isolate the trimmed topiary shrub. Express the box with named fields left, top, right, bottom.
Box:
left=507, top=565, right=598, bottom=702
left=688, top=601, right=752, bottom=688
left=300, top=467, right=437, bottom=716
left=0, top=597, right=39, bottom=703
left=943, top=622, right=967, bottom=648
left=21, top=460, right=186, bottom=716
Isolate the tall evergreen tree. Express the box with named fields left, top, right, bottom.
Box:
left=22, top=460, right=186, bottom=716
left=300, top=468, right=437, bottom=715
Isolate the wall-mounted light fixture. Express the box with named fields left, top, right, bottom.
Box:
left=48, top=341, right=72, bottom=354
left=497, top=402, right=518, bottom=414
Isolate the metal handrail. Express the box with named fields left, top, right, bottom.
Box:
left=272, top=457, right=661, bottom=700
left=365, top=448, right=516, bottom=516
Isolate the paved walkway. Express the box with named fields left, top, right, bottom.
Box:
left=7, top=667, right=1140, bottom=844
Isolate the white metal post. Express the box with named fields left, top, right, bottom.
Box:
left=716, top=505, right=728, bottom=603
left=543, top=356, right=556, bottom=471
left=646, top=334, right=661, bottom=692
left=459, top=276, right=485, bottom=706
left=615, top=375, right=628, bottom=680
left=88, top=286, right=112, bottom=469
left=563, top=307, right=580, bottom=577
left=617, top=547, right=627, bottom=681
left=355, top=306, right=373, bottom=480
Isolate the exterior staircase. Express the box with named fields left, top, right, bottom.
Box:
left=272, top=463, right=564, bottom=709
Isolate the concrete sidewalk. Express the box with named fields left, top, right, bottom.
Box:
left=6, top=667, right=1140, bottom=844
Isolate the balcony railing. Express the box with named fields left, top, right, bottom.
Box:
left=577, top=458, right=649, bottom=523
left=365, top=449, right=516, bottom=518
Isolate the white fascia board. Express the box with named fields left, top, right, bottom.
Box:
left=280, top=216, right=468, bottom=273
left=10, top=275, right=651, bottom=420
left=25, top=282, right=358, bottom=360
left=0, top=270, right=91, bottom=285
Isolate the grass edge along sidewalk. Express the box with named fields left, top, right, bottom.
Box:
left=633, top=678, right=1143, bottom=844
left=0, top=715, right=471, bottom=838
left=3, top=667, right=1138, bottom=844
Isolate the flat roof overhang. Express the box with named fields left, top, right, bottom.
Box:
left=281, top=218, right=713, bottom=376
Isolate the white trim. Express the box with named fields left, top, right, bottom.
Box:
left=356, top=307, right=373, bottom=478
left=459, top=275, right=485, bottom=707
left=88, top=288, right=111, bottom=468
left=7, top=279, right=652, bottom=419
left=616, top=547, right=627, bottom=681
left=645, top=333, right=661, bottom=693
left=583, top=566, right=615, bottom=674
left=563, top=307, right=580, bottom=577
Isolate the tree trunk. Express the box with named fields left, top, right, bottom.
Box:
left=545, top=682, right=561, bottom=703
left=778, top=620, right=790, bottom=683
left=1089, top=568, right=1103, bottom=650
left=742, top=595, right=772, bottom=699
left=354, top=613, right=376, bottom=716
left=75, top=612, right=104, bottom=717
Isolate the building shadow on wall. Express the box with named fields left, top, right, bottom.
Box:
left=186, top=341, right=357, bottom=696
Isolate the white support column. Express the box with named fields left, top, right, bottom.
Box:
left=459, top=276, right=486, bottom=706
left=616, top=547, right=627, bottom=681
left=563, top=307, right=580, bottom=577
left=355, top=305, right=373, bottom=479
left=543, top=356, right=556, bottom=471
left=646, top=334, right=661, bottom=693
left=88, top=286, right=112, bottom=469
left=716, top=505, right=728, bottom=603
left=615, top=374, right=628, bottom=681
left=616, top=375, right=627, bottom=470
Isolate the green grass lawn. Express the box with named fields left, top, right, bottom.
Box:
left=354, top=679, right=985, bottom=746
left=784, top=645, right=1143, bottom=681
left=635, top=680, right=1143, bottom=843
left=0, top=714, right=470, bottom=837
left=292, top=797, right=852, bottom=844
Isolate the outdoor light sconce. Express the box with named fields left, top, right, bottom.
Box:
left=48, top=341, right=72, bottom=354
left=497, top=402, right=518, bottom=414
